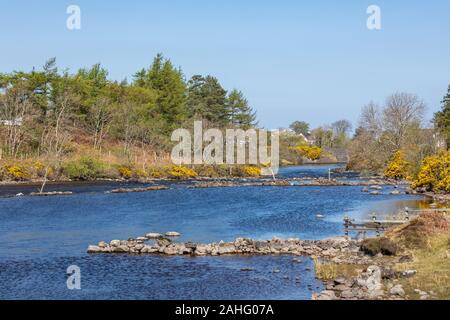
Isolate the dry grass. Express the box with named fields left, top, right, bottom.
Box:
left=313, top=258, right=364, bottom=281
left=386, top=212, right=450, bottom=249
left=394, top=232, right=450, bottom=299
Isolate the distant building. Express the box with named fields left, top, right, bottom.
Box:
left=275, top=128, right=310, bottom=144
left=0, top=117, right=23, bottom=126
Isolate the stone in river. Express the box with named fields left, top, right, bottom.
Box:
left=110, top=240, right=121, bottom=247
left=165, top=231, right=181, bottom=237
left=87, top=245, right=102, bottom=253
left=145, top=233, right=163, bottom=239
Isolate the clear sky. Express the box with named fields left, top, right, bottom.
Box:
left=0, top=0, right=449, bottom=129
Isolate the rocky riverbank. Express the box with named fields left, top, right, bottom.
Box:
left=312, top=265, right=428, bottom=300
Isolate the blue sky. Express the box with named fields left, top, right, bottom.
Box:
left=0, top=0, right=449, bottom=129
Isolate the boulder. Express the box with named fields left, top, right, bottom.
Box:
left=110, top=240, right=121, bottom=247
left=164, top=244, right=179, bottom=255
left=156, top=237, right=172, bottom=247
left=87, top=245, right=102, bottom=253
left=112, top=245, right=129, bottom=253
left=165, top=231, right=181, bottom=237
left=145, top=233, right=163, bottom=239
left=390, top=284, right=405, bottom=296
left=98, top=241, right=107, bottom=248
left=313, top=290, right=337, bottom=300
left=401, top=269, right=417, bottom=278
left=141, top=245, right=159, bottom=253
left=340, top=290, right=355, bottom=299
left=217, top=243, right=236, bottom=255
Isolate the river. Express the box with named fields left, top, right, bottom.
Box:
left=0, top=164, right=428, bottom=299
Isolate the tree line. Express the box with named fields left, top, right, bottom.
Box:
left=0, top=54, right=256, bottom=164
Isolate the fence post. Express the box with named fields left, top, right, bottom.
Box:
left=344, top=216, right=349, bottom=237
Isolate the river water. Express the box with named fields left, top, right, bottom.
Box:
left=0, top=165, right=428, bottom=299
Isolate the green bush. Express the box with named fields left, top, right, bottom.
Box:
left=62, top=157, right=106, bottom=180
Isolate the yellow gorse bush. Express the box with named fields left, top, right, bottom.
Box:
left=117, top=166, right=133, bottom=179
left=384, top=150, right=410, bottom=179
left=290, top=145, right=322, bottom=160
left=4, top=165, right=29, bottom=180
left=241, top=166, right=261, bottom=176
left=413, top=151, right=450, bottom=192
left=168, top=166, right=198, bottom=178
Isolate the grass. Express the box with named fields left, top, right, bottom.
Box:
left=313, top=258, right=365, bottom=281
left=394, top=232, right=450, bottom=300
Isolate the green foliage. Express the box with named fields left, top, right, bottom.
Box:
left=62, top=157, right=107, bottom=180
left=133, top=53, right=188, bottom=129
left=289, top=121, right=309, bottom=136
left=434, top=86, right=450, bottom=147
left=227, top=89, right=256, bottom=129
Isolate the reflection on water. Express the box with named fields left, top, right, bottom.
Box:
left=353, top=199, right=434, bottom=219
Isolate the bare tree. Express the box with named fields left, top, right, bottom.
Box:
left=331, top=119, right=352, bottom=136
left=383, top=92, right=426, bottom=150
left=87, top=97, right=112, bottom=150
left=359, top=101, right=382, bottom=138
left=38, top=88, right=78, bottom=192
left=0, top=86, right=34, bottom=158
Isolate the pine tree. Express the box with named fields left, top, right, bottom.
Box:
left=134, top=53, right=188, bottom=129
left=227, top=89, right=256, bottom=129
left=186, top=75, right=228, bottom=126
left=434, top=86, right=450, bottom=148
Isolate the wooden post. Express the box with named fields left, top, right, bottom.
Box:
left=344, top=216, right=350, bottom=237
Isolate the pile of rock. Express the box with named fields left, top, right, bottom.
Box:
left=312, top=265, right=426, bottom=300
left=30, top=191, right=73, bottom=196
left=110, top=186, right=169, bottom=193
left=87, top=235, right=369, bottom=262
left=313, top=266, right=399, bottom=300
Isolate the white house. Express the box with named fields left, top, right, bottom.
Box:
left=0, top=117, right=23, bottom=126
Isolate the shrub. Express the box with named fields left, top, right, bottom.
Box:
left=3, top=165, right=29, bottom=181
left=167, top=166, right=198, bottom=178
left=384, top=150, right=410, bottom=180
left=240, top=165, right=261, bottom=177
left=413, top=151, right=450, bottom=192
left=133, top=169, right=148, bottom=178
left=291, top=145, right=322, bottom=160
left=117, top=165, right=132, bottom=179
left=194, top=164, right=222, bottom=178
left=147, top=166, right=164, bottom=178
left=62, top=157, right=106, bottom=180
left=360, top=237, right=398, bottom=256
left=32, top=161, right=54, bottom=178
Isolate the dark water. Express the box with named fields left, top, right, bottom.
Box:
left=0, top=165, right=426, bottom=300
